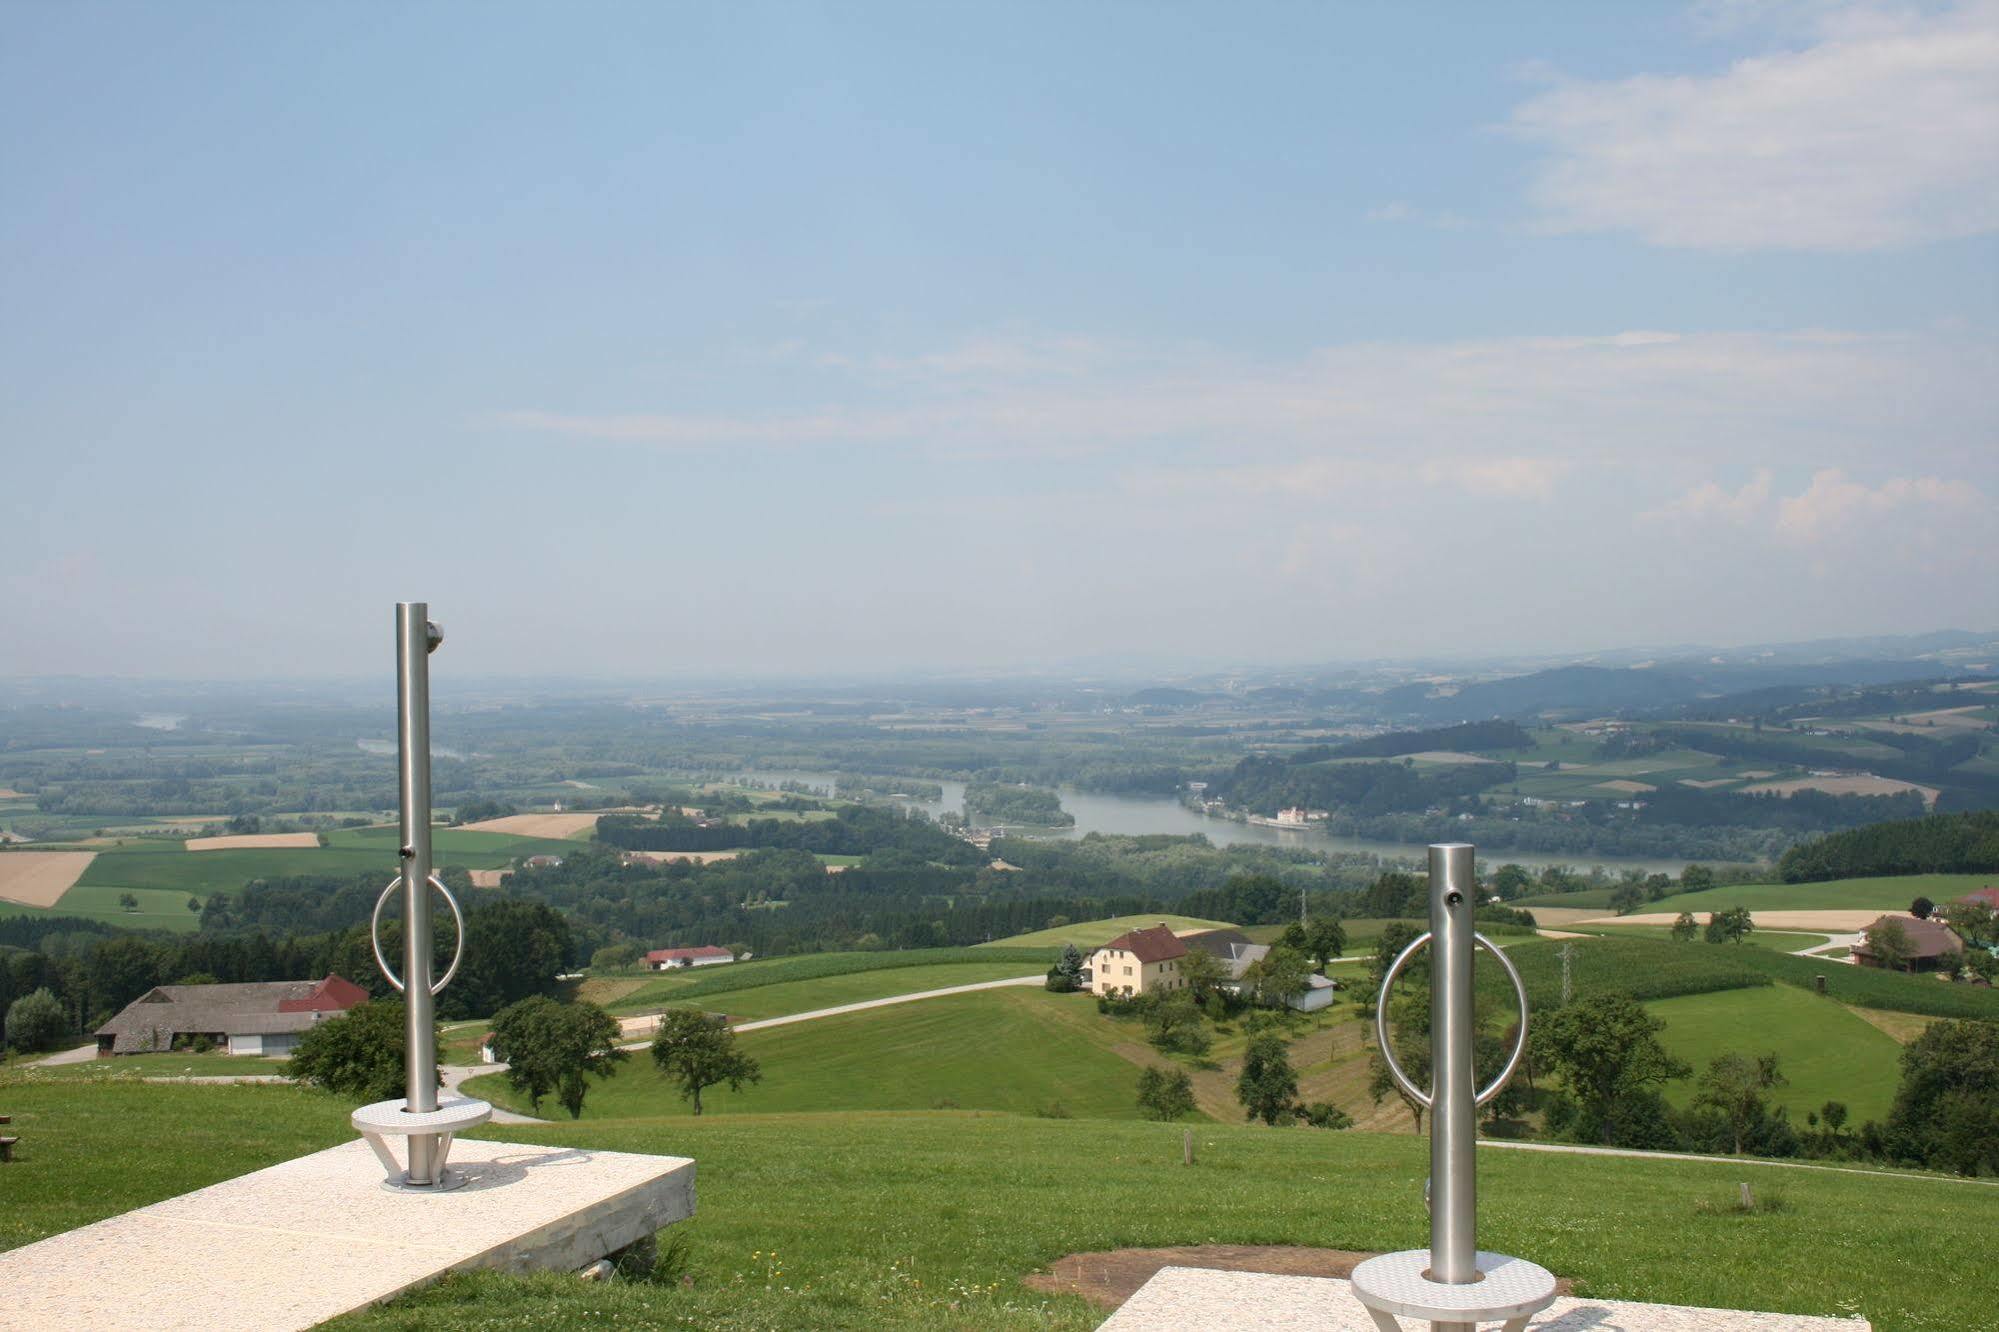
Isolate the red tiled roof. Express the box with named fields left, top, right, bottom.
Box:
left=1957, top=886, right=1999, bottom=910
left=645, top=946, right=734, bottom=962
left=277, top=974, right=370, bottom=1013
left=1098, top=924, right=1188, bottom=964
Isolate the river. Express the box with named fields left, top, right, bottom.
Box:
left=726, top=769, right=1684, bottom=874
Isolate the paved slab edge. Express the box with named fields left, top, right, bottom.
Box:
left=1097, top=1266, right=1870, bottom=1331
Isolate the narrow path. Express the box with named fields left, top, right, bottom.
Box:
left=441, top=1062, right=546, bottom=1124
left=1795, top=931, right=1862, bottom=962
left=1479, top=1138, right=1998, bottom=1187
left=31, top=1043, right=98, bottom=1066
left=613, top=972, right=1045, bottom=1048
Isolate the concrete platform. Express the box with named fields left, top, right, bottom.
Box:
left=0, top=1138, right=695, bottom=1332
left=1098, top=1266, right=1869, bottom=1331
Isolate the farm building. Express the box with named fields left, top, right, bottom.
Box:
left=1178, top=928, right=1259, bottom=972
left=1957, top=886, right=1999, bottom=911
left=95, top=975, right=369, bottom=1056
left=1176, top=927, right=1338, bottom=1010
left=645, top=945, right=735, bottom=971
left=1851, top=915, right=1965, bottom=972
left=1089, top=924, right=1188, bottom=998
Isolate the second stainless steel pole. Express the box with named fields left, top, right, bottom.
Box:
left=1428, top=842, right=1478, bottom=1324
left=396, top=602, right=440, bottom=1184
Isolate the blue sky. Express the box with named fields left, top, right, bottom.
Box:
left=3, top=1, right=1994, bottom=677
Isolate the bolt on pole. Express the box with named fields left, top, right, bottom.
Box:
left=396, top=603, right=442, bottom=1181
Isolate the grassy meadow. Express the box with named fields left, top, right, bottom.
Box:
left=978, top=914, right=1237, bottom=949
left=647, top=962, right=1045, bottom=1022
left=3, top=1074, right=1991, bottom=1331
left=1646, top=985, right=1906, bottom=1124
left=469, top=989, right=1141, bottom=1121
left=602, top=947, right=1055, bottom=1015
left=0, top=825, right=573, bottom=927
left=1573, top=923, right=1832, bottom=952
left=1517, top=872, right=1990, bottom=915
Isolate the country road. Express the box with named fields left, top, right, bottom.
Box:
left=613, top=972, right=1044, bottom=1047
left=1479, top=1138, right=1998, bottom=1187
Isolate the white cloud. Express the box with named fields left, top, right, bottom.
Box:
left=1773, top=467, right=1984, bottom=541
left=1644, top=466, right=1986, bottom=543
left=1643, top=468, right=1774, bottom=523
left=1510, top=1, right=1999, bottom=250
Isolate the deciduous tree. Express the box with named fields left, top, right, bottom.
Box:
left=1540, top=991, right=1690, bottom=1145
left=1236, top=1033, right=1299, bottom=1126
left=1137, top=1066, right=1196, bottom=1121
left=650, top=1009, right=761, bottom=1115
left=1693, top=1052, right=1787, bottom=1154
left=3, top=987, right=67, bottom=1053
left=1863, top=918, right=1916, bottom=971
left=489, top=995, right=628, bottom=1119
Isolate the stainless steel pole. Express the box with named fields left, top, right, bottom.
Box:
left=395, top=603, right=441, bottom=1183
left=1429, top=842, right=1478, bottom=1328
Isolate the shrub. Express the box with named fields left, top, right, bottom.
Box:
left=286, top=1000, right=440, bottom=1102
left=4, top=987, right=67, bottom=1053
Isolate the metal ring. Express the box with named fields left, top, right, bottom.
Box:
left=369, top=874, right=466, bottom=997
left=1373, top=930, right=1530, bottom=1111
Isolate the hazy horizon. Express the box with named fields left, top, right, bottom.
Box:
left=5, top=2, right=1995, bottom=679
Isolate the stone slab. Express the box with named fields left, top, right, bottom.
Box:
left=1098, top=1266, right=1870, bottom=1331
left=0, top=1138, right=695, bottom=1332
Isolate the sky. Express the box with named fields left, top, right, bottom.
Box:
left=3, top=0, right=1995, bottom=679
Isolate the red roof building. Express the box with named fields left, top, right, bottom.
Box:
left=1956, top=886, right=1999, bottom=911
left=1087, top=924, right=1189, bottom=997
left=644, top=945, right=736, bottom=971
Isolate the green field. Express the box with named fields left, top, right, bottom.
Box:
left=3, top=1074, right=1990, bottom=1330
left=605, top=947, right=1056, bottom=1014
left=0, top=883, right=204, bottom=931
left=1647, top=986, right=1906, bottom=1125
left=5, top=1052, right=287, bottom=1081
left=979, top=913, right=1237, bottom=949
left=1518, top=872, right=1991, bottom=915
left=1576, top=924, right=1831, bottom=952
left=1491, top=934, right=1999, bottom=1022
left=0, top=829, right=572, bottom=927
left=646, top=962, right=1043, bottom=1021
left=321, top=826, right=580, bottom=859
left=468, top=989, right=1141, bottom=1121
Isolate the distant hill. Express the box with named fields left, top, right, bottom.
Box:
left=1330, top=719, right=1530, bottom=758
left=1383, top=661, right=1993, bottom=724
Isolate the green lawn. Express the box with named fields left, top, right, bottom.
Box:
left=1647, top=986, right=1905, bottom=1125
left=365, top=1114, right=1993, bottom=1332
left=980, top=913, right=1237, bottom=949
left=1517, top=873, right=1991, bottom=915
left=647, top=961, right=1044, bottom=1021
left=4, top=1069, right=1993, bottom=1329
left=4, top=1052, right=288, bottom=1081
left=0, top=1080, right=352, bottom=1251
left=607, top=948, right=1055, bottom=1014
left=468, top=989, right=1140, bottom=1122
